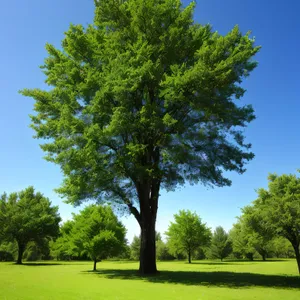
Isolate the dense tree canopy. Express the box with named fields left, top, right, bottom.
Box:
left=241, top=205, right=274, bottom=261
left=165, top=210, right=211, bottom=263
left=254, top=173, right=300, bottom=273
left=271, top=237, right=294, bottom=258
left=69, top=205, right=126, bottom=271
left=210, top=226, right=232, bottom=261
left=50, top=221, right=77, bottom=260
left=0, top=187, right=61, bottom=264
left=21, top=0, right=259, bottom=274
left=229, top=222, right=255, bottom=260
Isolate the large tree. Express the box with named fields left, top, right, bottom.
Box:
left=255, top=173, right=300, bottom=274
left=0, top=187, right=61, bottom=264
left=21, top=0, right=259, bottom=274
left=165, top=210, right=211, bottom=263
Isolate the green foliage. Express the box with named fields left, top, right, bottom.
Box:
left=130, top=235, right=141, bottom=261
left=209, top=226, right=232, bottom=261
left=271, top=237, right=295, bottom=258
left=114, top=243, right=131, bottom=260
left=129, top=232, right=165, bottom=261
left=0, top=187, right=61, bottom=264
left=21, top=0, right=259, bottom=273
left=165, top=210, right=211, bottom=263
left=193, top=247, right=207, bottom=260
left=253, top=173, right=300, bottom=273
left=0, top=251, right=14, bottom=262
left=229, top=222, right=255, bottom=260
left=70, top=205, right=127, bottom=270
left=50, top=221, right=78, bottom=260
left=23, top=240, right=51, bottom=261
left=241, top=204, right=274, bottom=260
left=156, top=240, right=175, bottom=261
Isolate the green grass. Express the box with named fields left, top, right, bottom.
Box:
left=0, top=260, right=299, bottom=299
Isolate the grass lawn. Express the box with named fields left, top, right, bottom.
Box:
left=0, top=259, right=299, bottom=299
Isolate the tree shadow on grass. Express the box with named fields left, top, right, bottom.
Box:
left=82, top=269, right=300, bottom=289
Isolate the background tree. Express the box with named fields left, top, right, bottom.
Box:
left=70, top=205, right=126, bottom=271
left=130, top=235, right=141, bottom=261
left=129, top=232, right=163, bottom=261
left=229, top=222, right=255, bottom=260
left=156, top=240, right=175, bottom=261
left=271, top=237, right=294, bottom=258
left=0, top=187, right=61, bottom=264
left=0, top=241, right=17, bottom=262
left=50, top=220, right=76, bottom=261
left=210, top=226, right=232, bottom=261
left=254, top=173, right=300, bottom=273
left=193, top=247, right=207, bottom=260
left=241, top=205, right=274, bottom=261
left=21, top=0, right=259, bottom=274
left=165, top=210, right=211, bottom=263
left=23, top=239, right=52, bottom=261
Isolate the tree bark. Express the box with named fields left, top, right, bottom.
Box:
left=16, top=242, right=25, bottom=265
left=139, top=211, right=157, bottom=274
left=188, top=250, right=191, bottom=264
left=137, top=179, right=159, bottom=275
left=292, top=243, right=300, bottom=274
left=93, top=260, right=97, bottom=271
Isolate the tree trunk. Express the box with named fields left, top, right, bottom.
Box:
left=292, top=243, right=300, bottom=274
left=137, top=179, right=159, bottom=275
left=139, top=212, right=157, bottom=274
left=262, top=253, right=266, bottom=261
left=16, top=242, right=25, bottom=265
left=93, top=260, right=97, bottom=271
left=188, top=250, right=191, bottom=264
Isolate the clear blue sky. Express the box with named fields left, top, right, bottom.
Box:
left=0, top=0, right=299, bottom=242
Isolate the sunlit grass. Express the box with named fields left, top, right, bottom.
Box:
left=0, top=260, right=299, bottom=299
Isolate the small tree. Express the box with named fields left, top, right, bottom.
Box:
left=156, top=240, right=175, bottom=261
left=70, top=205, right=126, bottom=271
left=210, top=226, right=232, bottom=261
left=0, top=187, right=61, bottom=264
left=0, top=241, right=17, bottom=262
left=165, top=210, right=211, bottom=263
